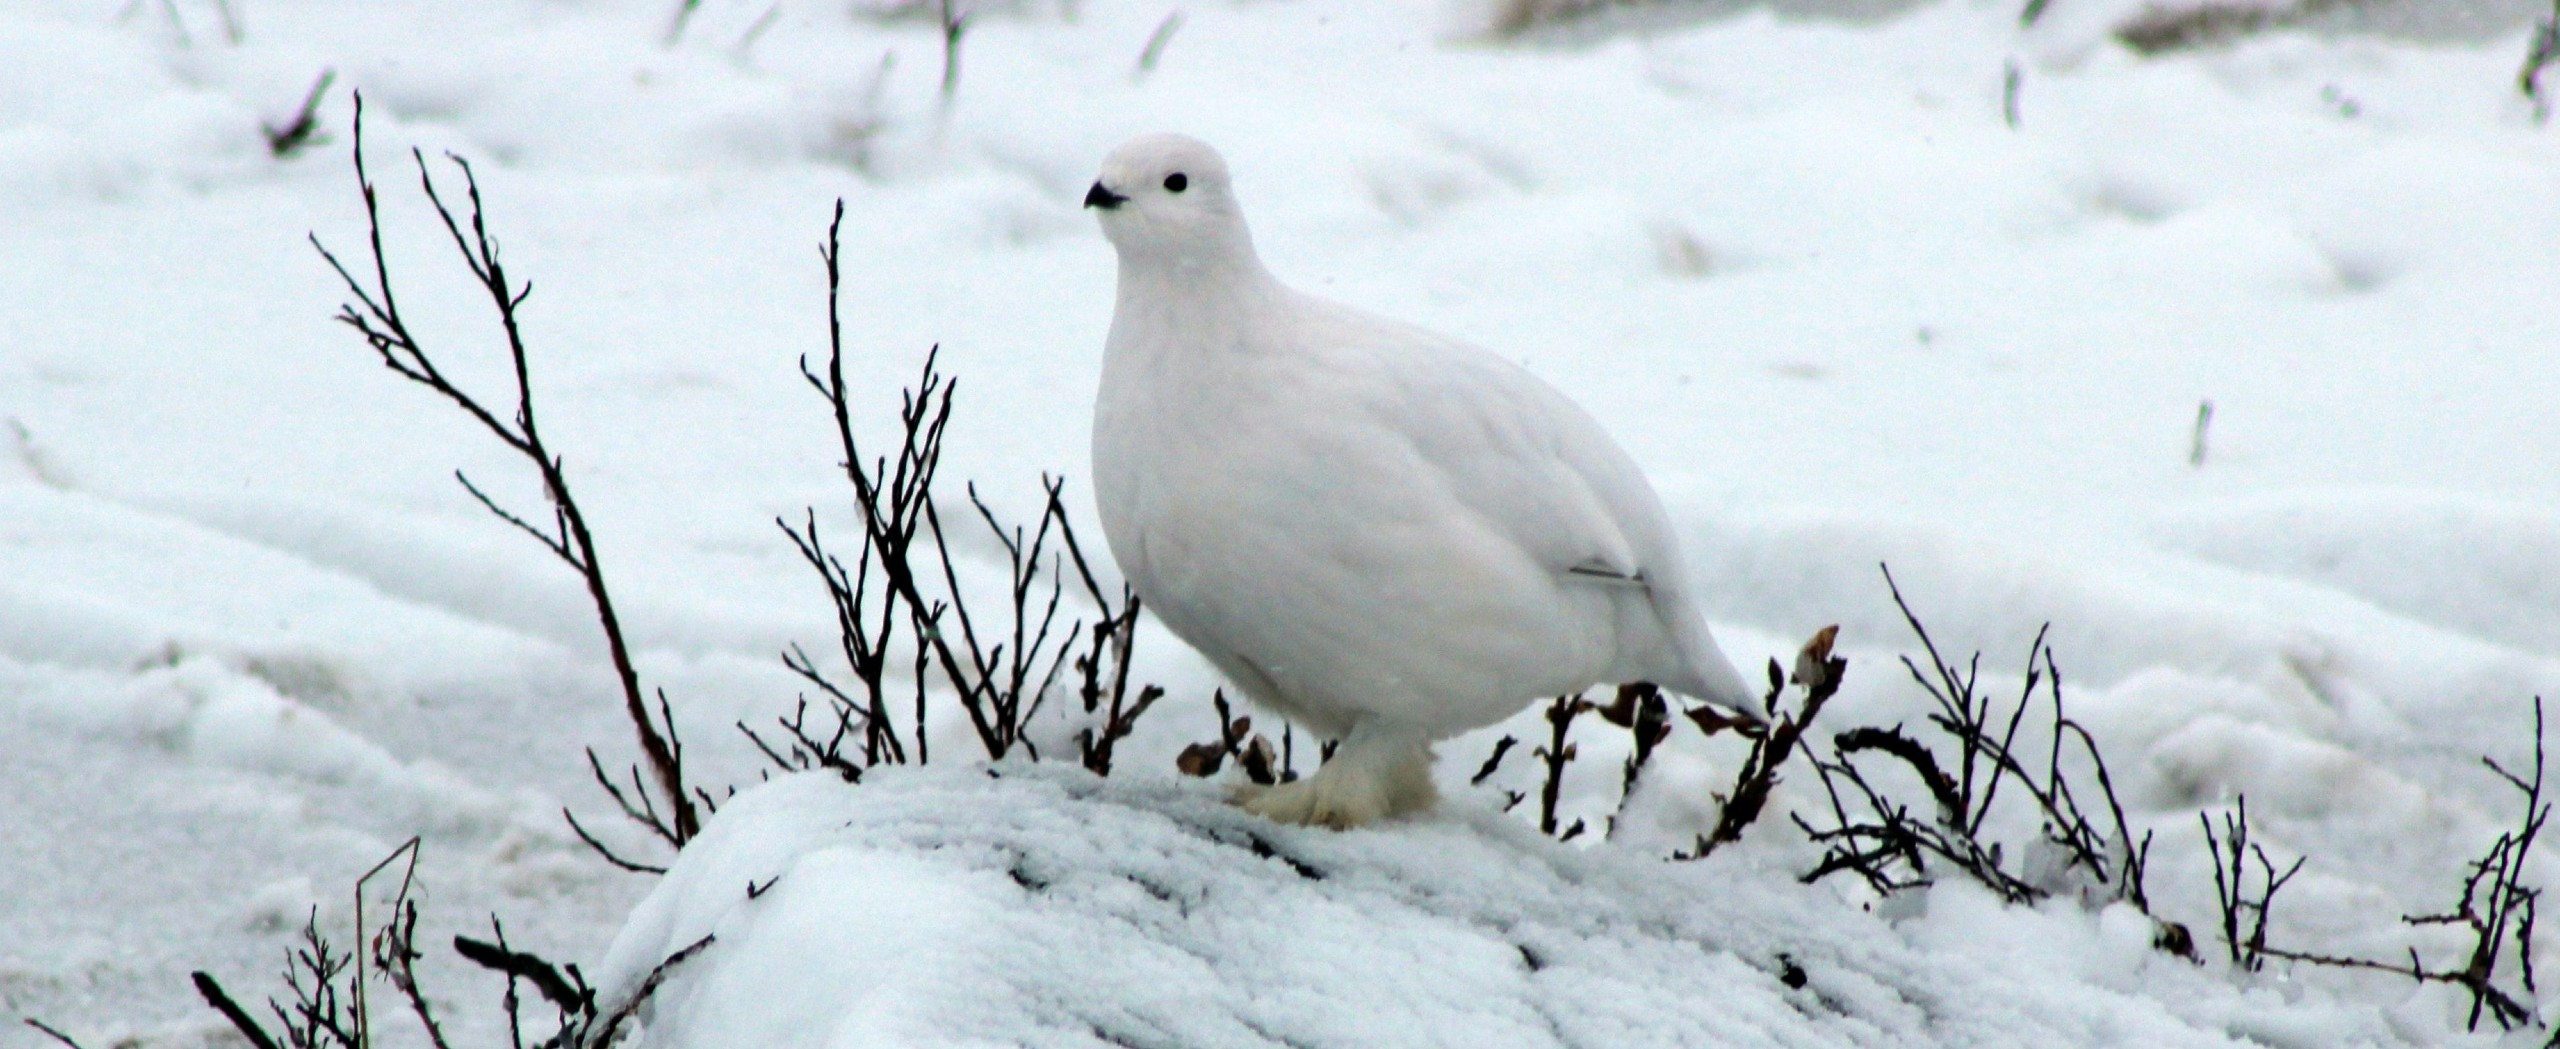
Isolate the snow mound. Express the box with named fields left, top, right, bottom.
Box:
left=597, top=765, right=2355, bottom=1049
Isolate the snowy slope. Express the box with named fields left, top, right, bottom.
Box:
left=598, top=765, right=2282, bottom=1049
left=4, top=0, right=2559, bottom=1046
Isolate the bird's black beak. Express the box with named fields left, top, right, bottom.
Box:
left=1084, top=182, right=1128, bottom=210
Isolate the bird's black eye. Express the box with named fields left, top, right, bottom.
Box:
left=1163, top=172, right=1188, bottom=193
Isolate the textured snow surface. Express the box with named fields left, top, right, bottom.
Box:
left=601, top=765, right=2274, bottom=1049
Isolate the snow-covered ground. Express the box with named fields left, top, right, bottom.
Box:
left=4, top=0, right=2558, bottom=1045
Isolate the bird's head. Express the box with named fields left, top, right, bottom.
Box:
left=1086, top=134, right=1258, bottom=271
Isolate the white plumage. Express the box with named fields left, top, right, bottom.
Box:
left=1086, top=134, right=1764, bottom=828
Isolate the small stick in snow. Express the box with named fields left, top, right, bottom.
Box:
left=1685, top=624, right=1845, bottom=858
left=2523, top=1, right=2560, bottom=122
left=353, top=837, right=455, bottom=1049
left=564, top=805, right=671, bottom=875
left=1533, top=693, right=1592, bottom=839
left=8, top=418, right=73, bottom=490
left=938, top=0, right=969, bottom=109
left=455, top=922, right=598, bottom=1022
left=264, top=69, right=338, bottom=158
left=733, top=4, right=782, bottom=60
left=188, top=972, right=282, bottom=1049
left=1597, top=682, right=1673, bottom=825
left=1177, top=690, right=1273, bottom=784
left=665, top=0, right=703, bottom=46
left=1472, top=735, right=1519, bottom=786
left=583, top=935, right=716, bottom=1049
left=2203, top=699, right=2551, bottom=1032
left=1784, top=566, right=2163, bottom=929
left=154, top=0, right=193, bottom=48
left=1135, top=12, right=1184, bottom=80
left=2002, top=60, right=2022, bottom=130
left=2201, top=795, right=2300, bottom=972
left=211, top=0, right=242, bottom=43
left=22, top=1019, right=93, bottom=1049
left=2189, top=399, right=2213, bottom=468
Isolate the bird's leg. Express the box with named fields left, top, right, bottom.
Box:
left=1238, top=719, right=1437, bottom=829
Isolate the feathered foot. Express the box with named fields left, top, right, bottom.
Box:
left=1236, top=721, right=1438, bottom=829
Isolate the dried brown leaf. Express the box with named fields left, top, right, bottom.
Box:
left=1176, top=742, right=1226, bottom=778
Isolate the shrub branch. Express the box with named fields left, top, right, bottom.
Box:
left=2203, top=700, right=2551, bottom=1033
left=1788, top=566, right=2157, bottom=929
left=755, top=201, right=1155, bottom=781
left=310, top=95, right=699, bottom=850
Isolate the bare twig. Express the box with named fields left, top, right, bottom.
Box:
left=190, top=971, right=284, bottom=1049
left=191, top=838, right=445, bottom=1049
left=2201, top=796, right=2301, bottom=971
left=562, top=807, right=670, bottom=875
left=2190, top=399, right=2214, bottom=468
left=264, top=69, right=337, bottom=157
left=733, top=4, right=783, bottom=59
left=275, top=917, right=359, bottom=1049
left=1534, top=694, right=1591, bottom=839
left=2202, top=699, right=2551, bottom=1032
left=1788, top=566, right=2155, bottom=925
left=582, top=935, right=715, bottom=1049
left=1178, top=690, right=1276, bottom=785
left=1472, top=735, right=1519, bottom=786
left=1595, top=682, right=1676, bottom=838
left=665, top=0, right=703, bottom=45
left=767, top=201, right=1158, bottom=781
left=937, top=0, right=968, bottom=107
left=353, top=838, right=451, bottom=1049
left=1470, top=725, right=1529, bottom=814
left=2002, top=60, right=2022, bottom=130
left=1134, top=12, right=1183, bottom=79
left=23, top=1019, right=93, bottom=1049
left=456, top=917, right=598, bottom=1049
left=154, top=0, right=193, bottom=47
left=1066, top=481, right=1154, bottom=776
left=790, top=204, right=981, bottom=762
left=195, top=904, right=366, bottom=1049
left=2524, top=0, right=2560, bottom=121
left=1682, top=625, right=1846, bottom=858
left=738, top=690, right=867, bottom=783
left=1597, top=683, right=1673, bottom=798
left=311, top=96, right=698, bottom=853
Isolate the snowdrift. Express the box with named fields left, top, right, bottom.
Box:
left=598, top=764, right=2388, bottom=1049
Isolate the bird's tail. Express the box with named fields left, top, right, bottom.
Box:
left=1656, top=594, right=1769, bottom=725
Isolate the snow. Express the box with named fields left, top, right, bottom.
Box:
left=3, top=0, right=2558, bottom=1046
left=599, top=764, right=2285, bottom=1049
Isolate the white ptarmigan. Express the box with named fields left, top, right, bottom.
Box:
left=1087, top=134, right=1766, bottom=829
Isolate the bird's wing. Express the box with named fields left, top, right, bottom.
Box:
left=1364, top=340, right=1764, bottom=715
left=1256, top=295, right=1762, bottom=717
left=1321, top=309, right=1669, bottom=588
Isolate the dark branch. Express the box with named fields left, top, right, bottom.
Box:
left=455, top=934, right=596, bottom=1018
left=311, top=94, right=697, bottom=851
left=190, top=972, right=284, bottom=1049
left=581, top=935, right=714, bottom=1049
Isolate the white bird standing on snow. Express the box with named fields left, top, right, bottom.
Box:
left=1087, top=134, right=1766, bottom=829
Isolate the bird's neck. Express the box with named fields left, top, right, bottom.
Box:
left=1110, top=251, right=1290, bottom=356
